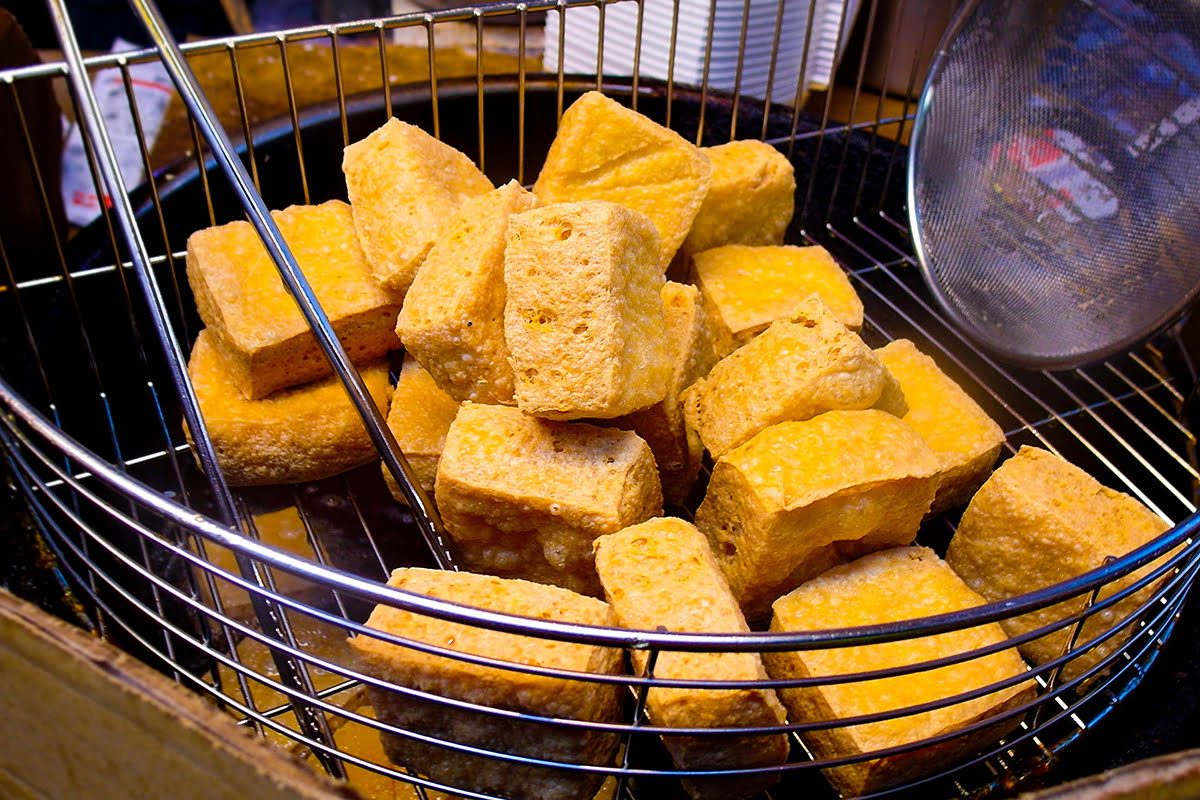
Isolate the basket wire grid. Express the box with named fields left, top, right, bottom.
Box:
left=1, top=0, right=1199, bottom=798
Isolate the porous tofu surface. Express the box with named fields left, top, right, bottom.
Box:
left=695, top=410, right=941, bottom=622
left=946, top=446, right=1172, bottom=683
left=875, top=339, right=1006, bottom=513
left=693, top=244, right=864, bottom=354
left=609, top=282, right=719, bottom=506
left=185, top=200, right=401, bottom=398
left=533, top=91, right=712, bottom=268
left=680, top=140, right=796, bottom=259
left=397, top=180, right=537, bottom=405
left=435, top=403, right=663, bottom=596
left=352, top=567, right=622, bottom=713
left=186, top=329, right=390, bottom=486
left=343, top=118, right=494, bottom=295
left=766, top=547, right=1032, bottom=797
left=351, top=568, right=625, bottom=800
left=505, top=200, right=672, bottom=420
left=594, top=517, right=778, bottom=694
left=382, top=356, right=461, bottom=499
left=681, top=295, right=892, bottom=459
left=594, top=517, right=789, bottom=799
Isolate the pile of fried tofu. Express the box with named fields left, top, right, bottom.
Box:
left=182, top=91, right=1174, bottom=800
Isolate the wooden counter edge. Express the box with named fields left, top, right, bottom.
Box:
left=1018, top=748, right=1200, bottom=800
left=0, top=587, right=362, bottom=800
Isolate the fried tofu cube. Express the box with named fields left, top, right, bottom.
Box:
left=396, top=180, right=536, bottom=405
left=343, top=118, right=494, bottom=296
left=505, top=200, right=672, bottom=420
left=435, top=402, right=663, bottom=596
left=695, top=410, right=940, bottom=623
left=186, top=201, right=401, bottom=399
left=946, top=446, right=1173, bottom=684
left=693, top=244, right=863, bottom=356
left=381, top=355, right=461, bottom=501
left=677, top=140, right=796, bottom=266
left=533, top=91, right=712, bottom=268
left=593, top=518, right=789, bottom=800
left=765, top=547, right=1034, bottom=797
left=185, top=329, right=390, bottom=486
left=350, top=568, right=625, bottom=800
left=875, top=339, right=1006, bottom=513
left=607, top=281, right=719, bottom=505
left=681, top=295, right=892, bottom=459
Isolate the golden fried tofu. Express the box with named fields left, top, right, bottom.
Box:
left=435, top=402, right=663, bottom=596
left=186, top=201, right=401, bottom=399
left=351, top=568, right=624, bottom=800
left=765, top=547, right=1034, bottom=797
left=875, top=339, right=1006, bottom=513
left=677, top=140, right=796, bottom=268
left=396, top=180, right=536, bottom=405
left=185, top=329, right=390, bottom=486
left=695, top=410, right=940, bottom=623
left=681, top=295, right=891, bottom=460
left=946, top=446, right=1173, bottom=684
left=607, top=281, right=719, bottom=505
left=594, top=518, right=789, bottom=800
left=693, top=244, right=863, bottom=356
left=533, top=91, right=712, bottom=268
left=381, top=355, right=461, bottom=501
left=343, top=118, right=494, bottom=296
left=505, top=200, right=672, bottom=420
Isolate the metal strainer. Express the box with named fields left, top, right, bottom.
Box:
left=909, top=0, right=1200, bottom=369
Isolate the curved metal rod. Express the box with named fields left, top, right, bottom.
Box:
left=44, top=0, right=354, bottom=778
left=5, top=366, right=1199, bottom=652
left=123, top=0, right=458, bottom=572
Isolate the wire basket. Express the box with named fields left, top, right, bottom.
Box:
left=1, top=1, right=1198, bottom=798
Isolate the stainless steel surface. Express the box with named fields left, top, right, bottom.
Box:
left=0, top=1, right=1198, bottom=797
left=910, top=0, right=1200, bottom=369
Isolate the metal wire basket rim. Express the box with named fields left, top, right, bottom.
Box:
left=128, top=499, right=1200, bottom=706
left=0, top=0, right=645, bottom=85
left=28, top=444, right=1182, bottom=710
left=35, top=434, right=1189, bottom=708
left=302, top=589, right=1187, bottom=789
left=251, top=591, right=1189, bottom=793
left=905, top=0, right=1200, bottom=370
left=6, top=374, right=1196, bottom=654
left=24, top=480, right=1089, bottom=791
left=56, top=477, right=1175, bottom=795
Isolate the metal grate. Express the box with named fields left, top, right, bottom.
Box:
left=1, top=1, right=1199, bottom=798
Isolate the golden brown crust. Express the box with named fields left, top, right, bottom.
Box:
left=766, top=547, right=1034, bottom=797
left=350, top=568, right=624, bottom=800
left=681, top=295, right=892, bottom=460
left=691, top=244, right=864, bottom=356
left=381, top=355, right=461, bottom=501
left=594, top=518, right=789, bottom=800
left=342, top=118, right=494, bottom=296
left=435, top=402, right=663, bottom=596
left=396, top=179, right=537, bottom=405
left=604, top=281, right=720, bottom=506
left=185, top=329, right=391, bottom=486
left=695, top=409, right=941, bottom=623
left=504, top=200, right=672, bottom=420
left=184, top=200, right=401, bottom=399
left=677, top=140, right=796, bottom=267
left=532, top=91, right=712, bottom=269
left=875, top=339, right=1006, bottom=514
left=946, top=446, right=1172, bottom=685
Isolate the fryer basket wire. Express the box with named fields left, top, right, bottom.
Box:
left=1, top=0, right=1199, bottom=798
